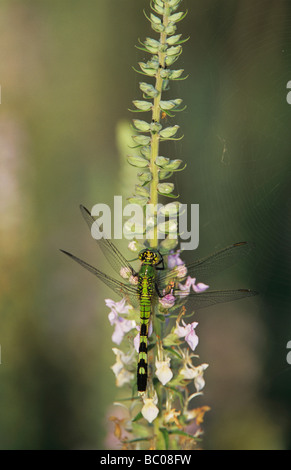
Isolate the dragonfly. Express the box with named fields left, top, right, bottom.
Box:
left=61, top=205, right=257, bottom=393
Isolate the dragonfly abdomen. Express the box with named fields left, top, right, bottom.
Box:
left=137, top=271, right=155, bottom=393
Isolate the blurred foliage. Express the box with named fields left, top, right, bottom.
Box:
left=0, top=0, right=290, bottom=449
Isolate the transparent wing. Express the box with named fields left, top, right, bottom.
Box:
left=60, top=249, right=139, bottom=307
left=158, top=242, right=254, bottom=287
left=80, top=205, right=137, bottom=277
left=174, top=288, right=258, bottom=310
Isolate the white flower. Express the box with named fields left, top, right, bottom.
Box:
left=167, top=250, right=184, bottom=269
left=174, top=319, right=199, bottom=351
left=115, top=368, right=134, bottom=387
left=105, top=298, right=132, bottom=315
left=141, top=392, right=159, bottom=423
left=105, top=298, right=136, bottom=345
left=163, top=408, right=181, bottom=426
left=180, top=363, right=208, bottom=392
left=159, top=293, right=176, bottom=309
left=128, top=240, right=138, bottom=252
left=111, top=348, right=135, bottom=387
left=129, top=275, right=138, bottom=285
left=178, top=276, right=209, bottom=294
left=175, top=264, right=188, bottom=278
left=119, top=267, right=132, bottom=279
left=155, top=357, right=173, bottom=385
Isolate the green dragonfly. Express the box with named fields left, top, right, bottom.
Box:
left=61, top=205, right=257, bottom=393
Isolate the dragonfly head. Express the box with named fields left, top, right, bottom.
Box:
left=139, top=249, right=162, bottom=266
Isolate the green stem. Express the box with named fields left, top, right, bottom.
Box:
left=149, top=13, right=169, bottom=250
left=149, top=10, right=170, bottom=450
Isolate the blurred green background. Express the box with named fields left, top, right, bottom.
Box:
left=0, top=0, right=290, bottom=449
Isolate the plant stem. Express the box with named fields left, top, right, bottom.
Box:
left=148, top=10, right=171, bottom=450
left=150, top=14, right=168, bottom=249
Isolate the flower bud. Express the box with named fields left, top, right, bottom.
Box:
left=155, top=156, right=170, bottom=167
left=160, top=125, right=179, bottom=138
left=168, top=69, right=184, bottom=80
left=133, top=100, right=152, bottom=111
left=165, top=159, right=183, bottom=170
left=166, top=34, right=182, bottom=45
left=141, top=394, right=159, bottom=423
left=132, top=135, right=151, bottom=146
left=166, top=45, right=182, bottom=56
left=133, top=120, right=151, bottom=132
left=160, top=99, right=182, bottom=110
left=155, top=357, right=173, bottom=385
left=169, top=12, right=184, bottom=23
left=135, top=184, right=150, bottom=198
left=127, top=155, right=149, bottom=168
left=157, top=182, right=175, bottom=195
left=138, top=171, right=152, bottom=183
left=127, top=196, right=149, bottom=206
left=139, top=82, right=159, bottom=98
left=140, top=146, right=151, bottom=159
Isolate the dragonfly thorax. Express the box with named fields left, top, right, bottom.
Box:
left=139, top=249, right=162, bottom=266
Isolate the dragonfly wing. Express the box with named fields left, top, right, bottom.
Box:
left=60, top=249, right=139, bottom=307
left=174, top=288, right=258, bottom=310
left=158, top=242, right=254, bottom=287
left=80, top=205, right=137, bottom=277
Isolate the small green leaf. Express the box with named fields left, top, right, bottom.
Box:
left=165, top=54, right=180, bottom=67
left=168, top=429, right=197, bottom=441
left=135, top=184, right=150, bottom=197
left=140, top=146, right=151, bottom=160
left=165, top=159, right=183, bottom=170
left=150, top=13, right=162, bottom=25
left=168, top=0, right=182, bottom=8
left=164, top=23, right=177, bottom=35
left=127, top=155, right=149, bottom=168
left=160, top=125, right=179, bottom=138
left=133, top=100, right=152, bottom=111
left=167, top=69, right=184, bottom=80
left=163, top=332, right=181, bottom=347
left=138, top=171, right=152, bottom=183
left=132, top=411, right=143, bottom=422
left=139, top=82, right=159, bottom=98
left=157, top=182, right=175, bottom=194
left=155, top=156, right=170, bottom=167
left=160, top=99, right=182, bottom=110
left=163, top=345, right=183, bottom=360
left=152, top=23, right=165, bottom=33
left=150, top=121, right=162, bottom=133
left=145, top=37, right=160, bottom=49
left=132, top=135, right=151, bottom=146
left=169, top=12, right=184, bottom=23
left=133, top=119, right=151, bottom=132
left=166, top=45, right=182, bottom=56
left=159, top=170, right=173, bottom=180
left=158, top=201, right=181, bottom=216
left=164, top=386, right=185, bottom=408
left=139, top=62, right=158, bottom=77
left=152, top=5, right=164, bottom=16
left=127, top=196, right=149, bottom=206
left=166, top=34, right=182, bottom=45
left=159, top=428, right=169, bottom=450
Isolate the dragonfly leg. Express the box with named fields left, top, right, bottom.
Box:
left=155, top=282, right=164, bottom=298
left=155, top=252, right=165, bottom=271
